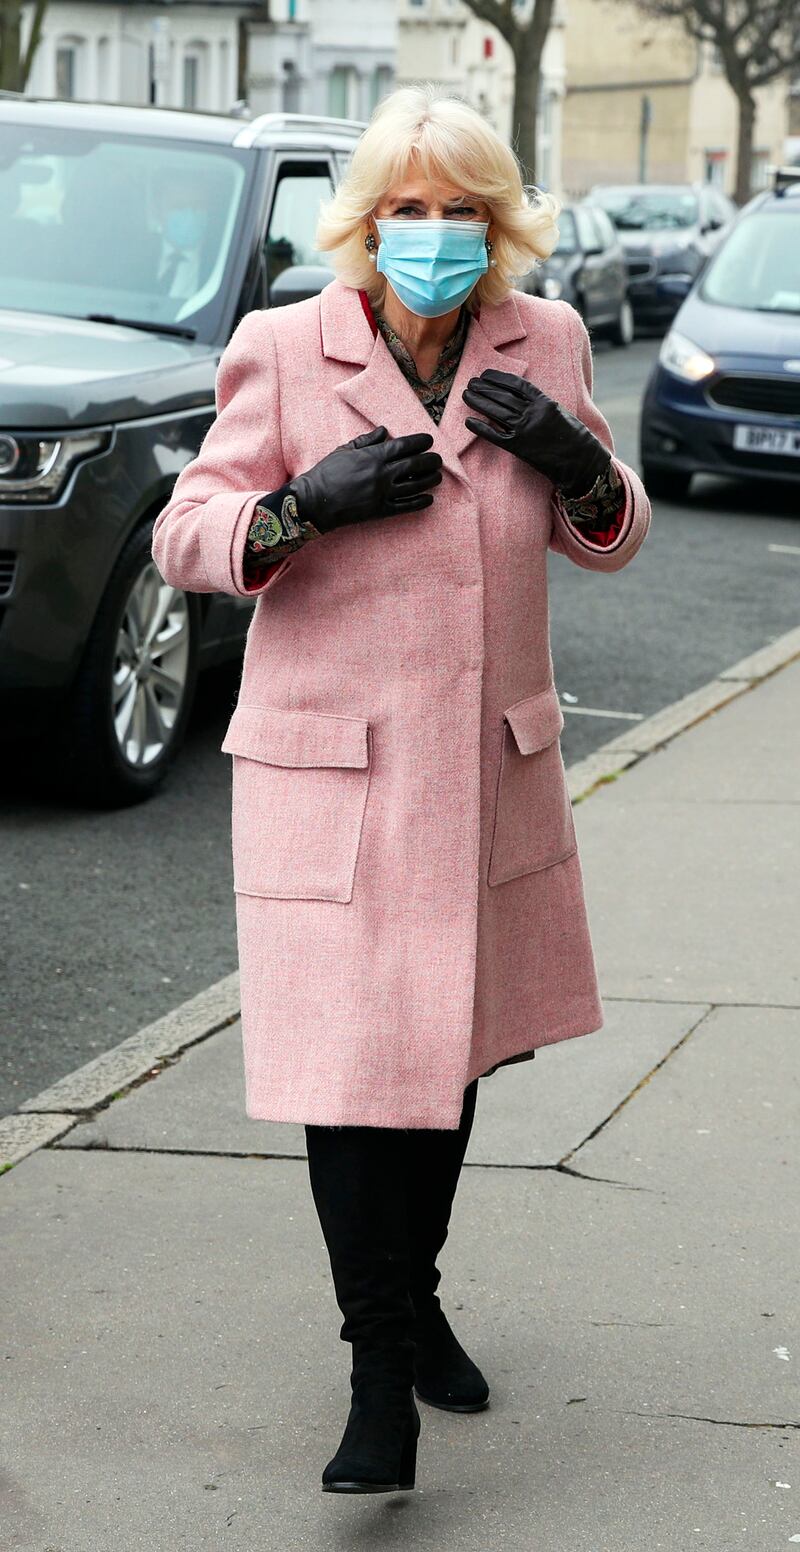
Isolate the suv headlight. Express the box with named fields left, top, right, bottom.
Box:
left=0, top=429, right=112, bottom=504
left=659, top=330, right=715, bottom=383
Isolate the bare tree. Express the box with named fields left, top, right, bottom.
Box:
left=633, top=0, right=800, bottom=203
left=0, top=0, right=47, bottom=91
left=458, top=0, right=556, bottom=183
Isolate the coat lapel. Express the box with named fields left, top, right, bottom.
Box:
left=320, top=280, right=530, bottom=486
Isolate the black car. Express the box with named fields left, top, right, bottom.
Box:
left=640, top=167, right=800, bottom=499
left=527, top=202, right=633, bottom=345
left=0, top=96, right=361, bottom=804
left=587, top=182, right=736, bottom=330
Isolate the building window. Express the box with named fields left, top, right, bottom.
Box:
left=704, top=149, right=727, bottom=188
left=282, top=60, right=301, bottom=112
left=369, top=64, right=393, bottom=112
left=183, top=55, right=199, bottom=109
left=56, top=43, right=77, bottom=99
left=750, top=150, right=770, bottom=191
left=328, top=65, right=357, bottom=118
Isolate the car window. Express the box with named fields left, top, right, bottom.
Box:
left=700, top=210, right=800, bottom=314
left=265, top=162, right=334, bottom=294
left=574, top=207, right=601, bottom=252
left=592, top=188, right=699, bottom=231
left=0, top=121, right=252, bottom=341
left=553, top=209, right=578, bottom=254
left=589, top=208, right=616, bottom=249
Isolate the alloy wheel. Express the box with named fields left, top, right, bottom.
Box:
left=112, top=560, right=191, bottom=768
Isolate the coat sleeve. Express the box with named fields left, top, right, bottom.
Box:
left=548, top=302, right=651, bottom=573
left=151, top=310, right=293, bottom=599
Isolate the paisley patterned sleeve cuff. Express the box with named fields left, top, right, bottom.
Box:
left=554, top=462, right=627, bottom=548
left=242, top=485, right=322, bottom=589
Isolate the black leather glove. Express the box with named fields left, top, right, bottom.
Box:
left=462, top=369, right=611, bottom=499
left=289, top=426, right=443, bottom=536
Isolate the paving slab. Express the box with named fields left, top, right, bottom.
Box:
left=577, top=1002, right=800, bottom=1198
left=2, top=1140, right=797, bottom=1552
left=603, top=657, right=800, bottom=804
left=576, top=796, right=800, bottom=1006
left=55, top=999, right=706, bottom=1168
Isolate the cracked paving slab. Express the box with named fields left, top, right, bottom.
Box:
left=53, top=998, right=706, bottom=1168
left=2, top=1147, right=797, bottom=1552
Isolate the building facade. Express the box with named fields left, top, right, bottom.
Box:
left=396, top=0, right=566, bottom=194
left=21, top=0, right=252, bottom=112
left=561, top=0, right=789, bottom=198
left=244, top=0, right=395, bottom=122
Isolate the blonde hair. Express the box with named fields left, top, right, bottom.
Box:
left=316, top=85, right=560, bottom=310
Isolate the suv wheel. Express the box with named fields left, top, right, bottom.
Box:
left=59, top=521, right=200, bottom=807
left=610, top=298, right=635, bottom=347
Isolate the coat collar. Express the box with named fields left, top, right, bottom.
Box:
left=319, top=279, right=529, bottom=485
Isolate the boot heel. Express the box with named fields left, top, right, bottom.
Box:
left=398, top=1404, right=420, bottom=1490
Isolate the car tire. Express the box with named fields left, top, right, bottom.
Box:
left=57, top=520, right=201, bottom=808
left=641, top=462, right=692, bottom=502
left=610, top=298, right=635, bottom=347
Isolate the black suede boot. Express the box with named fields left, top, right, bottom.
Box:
left=406, top=1079, right=490, bottom=1412
left=305, top=1121, right=420, bottom=1493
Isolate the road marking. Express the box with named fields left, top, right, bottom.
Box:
left=4, top=622, right=800, bottom=1169
left=768, top=544, right=800, bottom=556
left=562, top=705, right=644, bottom=721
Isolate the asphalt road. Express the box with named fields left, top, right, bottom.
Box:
left=2, top=335, right=798, bottom=1117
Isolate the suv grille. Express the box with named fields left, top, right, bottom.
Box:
left=0, top=551, right=17, bottom=599
left=709, top=375, right=800, bottom=418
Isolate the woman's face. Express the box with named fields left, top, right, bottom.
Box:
left=371, top=176, right=492, bottom=236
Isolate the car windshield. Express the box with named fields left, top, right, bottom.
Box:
left=0, top=121, right=252, bottom=341
left=594, top=189, right=698, bottom=231
left=700, top=210, right=800, bottom=314
left=553, top=210, right=578, bottom=254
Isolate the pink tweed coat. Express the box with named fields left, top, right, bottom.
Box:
left=151, top=279, right=651, bottom=1129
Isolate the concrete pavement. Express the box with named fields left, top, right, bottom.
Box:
left=2, top=657, right=799, bottom=1550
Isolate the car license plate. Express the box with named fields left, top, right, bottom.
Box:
left=733, top=424, right=800, bottom=456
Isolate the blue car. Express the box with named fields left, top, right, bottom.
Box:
left=640, top=168, right=800, bottom=500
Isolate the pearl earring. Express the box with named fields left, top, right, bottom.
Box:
left=365, top=232, right=377, bottom=263
left=486, top=237, right=497, bottom=268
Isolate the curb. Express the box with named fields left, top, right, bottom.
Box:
left=3, top=624, right=799, bottom=1171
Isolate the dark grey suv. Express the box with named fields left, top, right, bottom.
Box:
left=0, top=96, right=360, bottom=804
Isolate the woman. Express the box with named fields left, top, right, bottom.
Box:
left=151, top=86, right=650, bottom=1497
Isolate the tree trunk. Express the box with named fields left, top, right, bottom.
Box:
left=21, top=0, right=47, bottom=87
left=512, top=35, right=540, bottom=182
left=734, top=89, right=756, bottom=206
left=0, top=0, right=24, bottom=91
left=510, top=0, right=555, bottom=185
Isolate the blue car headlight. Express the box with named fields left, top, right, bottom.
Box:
left=659, top=330, right=715, bottom=384
left=0, top=428, right=112, bottom=504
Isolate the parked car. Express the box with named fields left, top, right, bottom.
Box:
left=586, top=182, right=736, bottom=330
left=640, top=167, right=800, bottom=500
left=0, top=96, right=362, bottom=804
left=524, top=202, right=633, bottom=346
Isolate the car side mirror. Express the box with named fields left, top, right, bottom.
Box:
left=269, top=264, right=336, bottom=307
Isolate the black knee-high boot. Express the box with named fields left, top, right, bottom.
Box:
left=406, top=1078, right=490, bottom=1412
left=304, top=1122, right=420, bottom=1493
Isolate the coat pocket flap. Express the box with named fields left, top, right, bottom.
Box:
left=504, top=686, right=564, bottom=755
left=221, top=704, right=370, bottom=769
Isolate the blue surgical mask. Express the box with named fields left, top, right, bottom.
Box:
left=164, top=207, right=207, bottom=250
left=375, top=218, right=489, bottom=318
